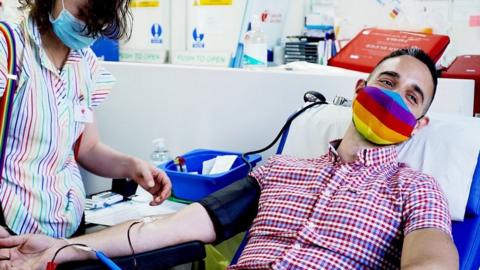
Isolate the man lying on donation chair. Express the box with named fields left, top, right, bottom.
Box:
left=0, top=47, right=458, bottom=269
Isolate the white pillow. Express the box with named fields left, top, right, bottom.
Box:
left=397, top=113, right=480, bottom=221
left=282, top=104, right=480, bottom=221
left=282, top=104, right=351, bottom=158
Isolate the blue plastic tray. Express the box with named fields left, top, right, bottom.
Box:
left=160, top=149, right=261, bottom=201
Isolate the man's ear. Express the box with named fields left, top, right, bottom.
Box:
left=412, top=116, right=429, bottom=136
left=355, top=79, right=366, bottom=94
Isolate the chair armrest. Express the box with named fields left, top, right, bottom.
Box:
left=57, top=241, right=206, bottom=270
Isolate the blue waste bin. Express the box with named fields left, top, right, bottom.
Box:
left=160, top=149, right=261, bottom=201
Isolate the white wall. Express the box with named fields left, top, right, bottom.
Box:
left=4, top=0, right=477, bottom=61
left=333, top=0, right=480, bottom=62
left=283, top=0, right=309, bottom=37
left=0, top=0, right=22, bottom=23
left=82, top=63, right=475, bottom=194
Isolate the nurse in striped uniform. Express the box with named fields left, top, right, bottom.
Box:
left=0, top=0, right=171, bottom=238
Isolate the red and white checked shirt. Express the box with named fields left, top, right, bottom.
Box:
left=230, top=141, right=451, bottom=270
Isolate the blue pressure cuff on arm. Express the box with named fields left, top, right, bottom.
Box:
left=199, top=176, right=260, bottom=244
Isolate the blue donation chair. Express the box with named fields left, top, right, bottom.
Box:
left=452, top=152, right=480, bottom=270
left=232, top=103, right=480, bottom=269
left=276, top=138, right=480, bottom=270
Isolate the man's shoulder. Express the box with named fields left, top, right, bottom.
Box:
left=395, top=163, right=439, bottom=191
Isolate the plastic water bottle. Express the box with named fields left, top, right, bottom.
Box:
left=150, top=138, right=171, bottom=167
left=133, top=138, right=171, bottom=203
left=243, top=15, right=267, bottom=69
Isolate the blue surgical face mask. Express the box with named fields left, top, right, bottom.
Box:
left=49, top=0, right=96, bottom=50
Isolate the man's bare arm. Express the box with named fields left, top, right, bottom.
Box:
left=401, top=228, right=458, bottom=270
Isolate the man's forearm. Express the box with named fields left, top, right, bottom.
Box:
left=56, top=203, right=216, bottom=264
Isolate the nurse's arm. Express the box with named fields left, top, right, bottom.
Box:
left=75, top=115, right=139, bottom=179
left=75, top=115, right=171, bottom=205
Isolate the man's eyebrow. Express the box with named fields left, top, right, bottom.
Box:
left=377, top=71, right=400, bottom=79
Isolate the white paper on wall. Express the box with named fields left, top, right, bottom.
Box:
left=187, top=0, right=247, bottom=52
left=0, top=0, right=23, bottom=23
left=450, top=0, right=480, bottom=56
left=246, top=0, right=292, bottom=49
left=333, top=0, right=480, bottom=58
left=335, top=0, right=451, bottom=42
left=120, top=0, right=171, bottom=63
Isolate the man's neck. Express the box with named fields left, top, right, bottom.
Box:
left=336, top=124, right=378, bottom=163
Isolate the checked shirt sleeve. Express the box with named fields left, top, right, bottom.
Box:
left=403, top=174, right=452, bottom=237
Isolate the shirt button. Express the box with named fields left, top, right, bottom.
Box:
left=307, top=222, right=315, bottom=229
left=294, top=243, right=301, bottom=249
left=324, top=189, right=332, bottom=196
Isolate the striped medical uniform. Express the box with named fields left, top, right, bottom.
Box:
left=0, top=18, right=114, bottom=237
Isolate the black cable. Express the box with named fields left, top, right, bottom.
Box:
left=51, top=243, right=90, bottom=264
left=127, top=221, right=142, bottom=270
left=241, top=99, right=328, bottom=173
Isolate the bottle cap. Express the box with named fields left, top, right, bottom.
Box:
left=251, top=14, right=262, bottom=31
left=152, top=138, right=166, bottom=148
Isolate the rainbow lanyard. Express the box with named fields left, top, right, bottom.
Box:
left=0, top=22, right=18, bottom=178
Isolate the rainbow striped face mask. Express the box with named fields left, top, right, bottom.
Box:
left=352, top=86, right=417, bottom=145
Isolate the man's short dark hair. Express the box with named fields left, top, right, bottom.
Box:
left=372, top=47, right=439, bottom=113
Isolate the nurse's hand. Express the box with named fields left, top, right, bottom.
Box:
left=129, top=158, right=172, bottom=206
left=0, top=234, right=64, bottom=270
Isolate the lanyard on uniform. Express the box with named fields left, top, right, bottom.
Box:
left=0, top=21, right=18, bottom=180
